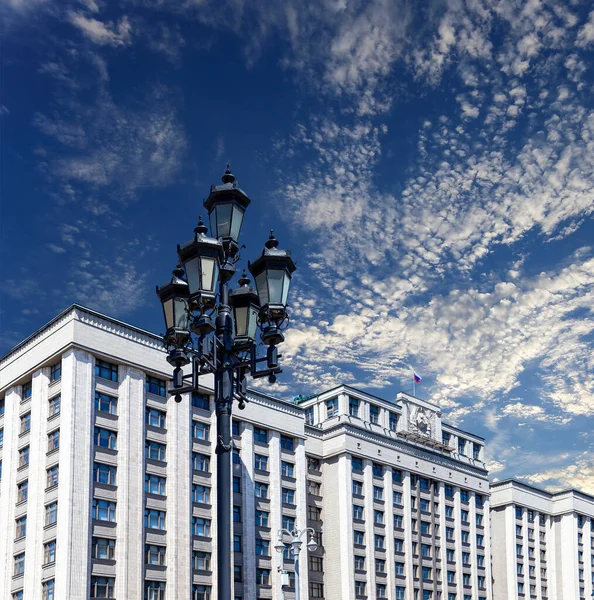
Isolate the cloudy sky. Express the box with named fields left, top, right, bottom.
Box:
left=2, top=0, right=594, bottom=491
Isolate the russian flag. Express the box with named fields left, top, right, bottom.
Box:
left=413, top=371, right=422, bottom=383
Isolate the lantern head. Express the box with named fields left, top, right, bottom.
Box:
left=156, top=266, right=191, bottom=353
left=229, top=271, right=260, bottom=348
left=177, top=217, right=224, bottom=311
left=204, top=165, right=251, bottom=256
left=248, top=230, right=296, bottom=345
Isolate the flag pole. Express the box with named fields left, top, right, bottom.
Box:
left=413, top=370, right=415, bottom=397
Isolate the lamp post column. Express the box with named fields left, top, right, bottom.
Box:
left=215, top=280, right=234, bottom=600
left=294, top=547, right=301, bottom=600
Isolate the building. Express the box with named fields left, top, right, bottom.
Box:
left=0, top=304, right=492, bottom=600
left=299, top=387, right=492, bottom=600
left=490, top=479, right=594, bottom=600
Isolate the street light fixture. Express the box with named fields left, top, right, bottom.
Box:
left=156, top=166, right=296, bottom=600
left=275, top=527, right=317, bottom=600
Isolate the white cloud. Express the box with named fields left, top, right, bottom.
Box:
left=68, top=12, right=132, bottom=47
left=576, top=11, right=594, bottom=48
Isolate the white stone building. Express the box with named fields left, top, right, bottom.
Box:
left=490, top=479, right=594, bottom=600
left=0, top=305, right=492, bottom=600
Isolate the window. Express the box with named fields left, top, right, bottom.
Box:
left=256, top=568, right=270, bottom=585
left=461, top=509, right=469, bottom=523
left=476, top=494, right=484, bottom=508
left=353, top=480, right=363, bottom=495
left=446, top=527, right=454, bottom=540
left=93, top=537, right=116, bottom=560
left=254, top=454, right=268, bottom=471
left=354, top=555, right=365, bottom=570
left=42, top=580, right=55, bottom=600
left=369, top=404, right=379, bottom=424
left=232, top=448, right=240, bottom=464
left=326, top=398, right=338, bottom=418
left=445, top=506, right=454, bottom=519
left=47, top=429, right=60, bottom=452
left=310, top=555, right=323, bottom=571
left=146, top=544, right=166, bottom=566
left=308, top=457, right=321, bottom=472
left=253, top=427, right=268, bottom=443
left=193, top=484, right=210, bottom=503
left=50, top=362, right=61, bottom=382
left=45, top=501, right=58, bottom=525
left=145, top=581, right=166, bottom=600
left=282, top=488, right=295, bottom=504
left=373, top=462, right=383, bottom=478
left=476, top=513, right=483, bottom=526
left=145, top=474, right=166, bottom=495
left=255, top=482, right=268, bottom=498
left=95, top=392, right=117, bottom=415
left=22, top=381, right=32, bottom=400
left=95, top=359, right=118, bottom=382
left=421, top=543, right=431, bottom=557
left=460, top=489, right=469, bottom=502
left=352, top=457, right=363, bottom=471
left=375, top=534, right=385, bottom=550
left=12, top=591, right=23, bottom=600
left=349, top=397, right=359, bottom=417
left=396, top=588, right=406, bottom=600
left=445, top=485, right=454, bottom=498
left=447, top=548, right=455, bottom=561
left=94, top=463, right=116, bottom=486
left=18, top=446, right=29, bottom=468
left=423, top=566, right=432, bottom=580
left=394, top=539, right=403, bottom=552
left=354, top=530, right=364, bottom=545
left=477, top=534, right=484, bottom=546
left=280, top=435, right=294, bottom=450
left=93, top=499, right=116, bottom=522
left=420, top=498, right=430, bottom=511
left=374, top=485, right=383, bottom=500
left=462, top=552, right=470, bottom=565
left=145, top=509, right=166, bottom=530
left=374, top=510, right=384, bottom=524
left=0, top=398, right=4, bottom=416
left=192, top=392, right=210, bottom=410
left=516, top=506, right=523, bottom=519
left=233, top=506, right=241, bottom=522
left=44, top=540, right=56, bottom=565
left=94, top=427, right=116, bottom=450
left=461, top=530, right=469, bottom=543
left=192, top=421, right=210, bottom=440
left=355, top=581, right=366, bottom=596
left=516, top=543, right=523, bottom=556
left=20, top=413, right=31, bottom=434
left=232, top=420, right=240, bottom=435
left=255, top=510, right=269, bottom=527
left=15, top=516, right=27, bottom=538
left=48, top=395, right=60, bottom=416
left=192, top=452, right=210, bottom=472
left=393, top=491, right=402, bottom=505
left=421, top=521, right=431, bottom=535
left=310, top=582, right=324, bottom=598
left=146, top=407, right=166, bottom=428
left=14, top=553, right=25, bottom=576
left=281, top=461, right=294, bottom=477
left=146, top=376, right=166, bottom=396
left=308, top=505, right=321, bottom=521
left=473, top=443, right=481, bottom=459
left=458, top=438, right=466, bottom=455
left=234, top=565, right=243, bottom=582
left=305, top=406, right=314, bottom=424
left=145, top=441, right=166, bottom=461
left=282, top=515, right=295, bottom=530
left=17, top=480, right=28, bottom=503
left=233, top=535, right=242, bottom=552
left=376, top=558, right=386, bottom=573
left=394, top=515, right=403, bottom=528
left=255, top=538, right=270, bottom=556
left=353, top=505, right=364, bottom=520
left=477, top=554, right=485, bottom=567
left=0, top=427, right=3, bottom=446
left=233, top=476, right=241, bottom=493
left=192, top=517, right=211, bottom=536
left=193, top=550, right=211, bottom=570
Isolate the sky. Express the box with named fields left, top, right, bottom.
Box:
left=1, top=0, right=594, bottom=493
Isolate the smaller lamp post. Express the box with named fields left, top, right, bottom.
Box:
left=274, top=527, right=317, bottom=600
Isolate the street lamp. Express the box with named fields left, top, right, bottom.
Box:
left=275, top=527, right=317, bottom=600
left=156, top=166, right=296, bottom=600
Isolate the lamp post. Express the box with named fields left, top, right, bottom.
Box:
left=274, top=527, right=317, bottom=600
left=156, top=166, right=296, bottom=600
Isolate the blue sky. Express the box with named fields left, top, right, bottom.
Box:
left=2, top=0, right=594, bottom=492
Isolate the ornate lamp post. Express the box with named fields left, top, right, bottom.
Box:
left=274, top=527, right=318, bottom=600
left=156, top=166, right=296, bottom=600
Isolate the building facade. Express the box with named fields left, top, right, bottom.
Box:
left=0, top=305, right=493, bottom=600
left=490, top=479, right=594, bottom=600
